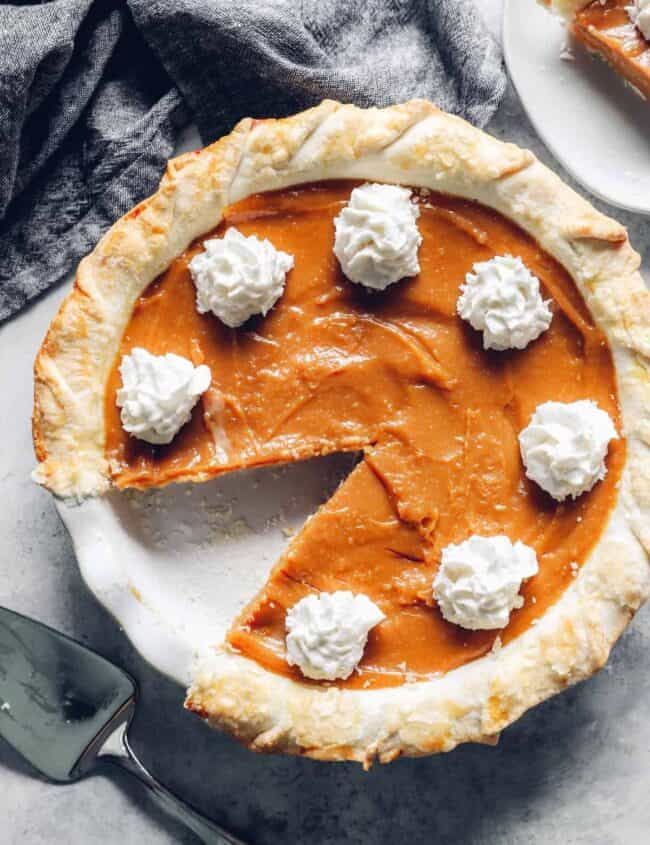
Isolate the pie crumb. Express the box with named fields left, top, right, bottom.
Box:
left=560, top=43, right=575, bottom=62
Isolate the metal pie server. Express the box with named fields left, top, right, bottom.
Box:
left=0, top=606, right=245, bottom=844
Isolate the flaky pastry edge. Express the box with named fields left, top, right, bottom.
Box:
left=32, top=100, right=650, bottom=765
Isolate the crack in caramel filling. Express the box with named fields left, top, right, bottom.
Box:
left=105, top=181, right=624, bottom=689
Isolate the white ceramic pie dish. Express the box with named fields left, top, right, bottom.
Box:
left=503, top=0, right=650, bottom=216
left=56, top=454, right=356, bottom=685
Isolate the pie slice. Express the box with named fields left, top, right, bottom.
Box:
left=542, top=0, right=650, bottom=99
left=33, top=101, right=650, bottom=766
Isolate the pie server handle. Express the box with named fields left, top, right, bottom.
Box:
left=98, top=720, right=246, bottom=845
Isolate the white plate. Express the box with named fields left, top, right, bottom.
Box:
left=503, top=0, right=650, bottom=216
left=57, top=454, right=356, bottom=685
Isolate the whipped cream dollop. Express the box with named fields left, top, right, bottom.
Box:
left=433, top=535, right=539, bottom=631
left=117, top=348, right=211, bottom=445
left=285, top=591, right=385, bottom=680
left=519, top=400, right=618, bottom=501
left=627, top=0, right=650, bottom=40
left=457, top=254, right=553, bottom=351
left=333, top=183, right=422, bottom=290
left=189, top=227, right=294, bottom=328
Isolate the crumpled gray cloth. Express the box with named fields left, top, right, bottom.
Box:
left=0, top=0, right=505, bottom=322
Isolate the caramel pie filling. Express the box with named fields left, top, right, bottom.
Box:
left=105, top=181, right=624, bottom=690
left=572, top=0, right=650, bottom=100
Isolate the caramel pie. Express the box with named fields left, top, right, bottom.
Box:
left=33, top=101, right=650, bottom=766
left=543, top=0, right=650, bottom=100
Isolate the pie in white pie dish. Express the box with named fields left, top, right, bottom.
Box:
left=33, top=100, right=650, bottom=766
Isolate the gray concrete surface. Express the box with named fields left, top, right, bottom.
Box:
left=2, top=3, right=649, bottom=842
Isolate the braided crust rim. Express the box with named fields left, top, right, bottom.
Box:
left=33, top=101, right=650, bottom=765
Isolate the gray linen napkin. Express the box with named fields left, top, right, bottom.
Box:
left=0, top=0, right=505, bottom=322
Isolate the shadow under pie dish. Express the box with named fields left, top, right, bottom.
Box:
left=32, top=100, right=650, bottom=767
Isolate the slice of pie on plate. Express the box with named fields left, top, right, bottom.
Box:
left=541, top=0, right=650, bottom=100
left=33, top=100, right=650, bottom=766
